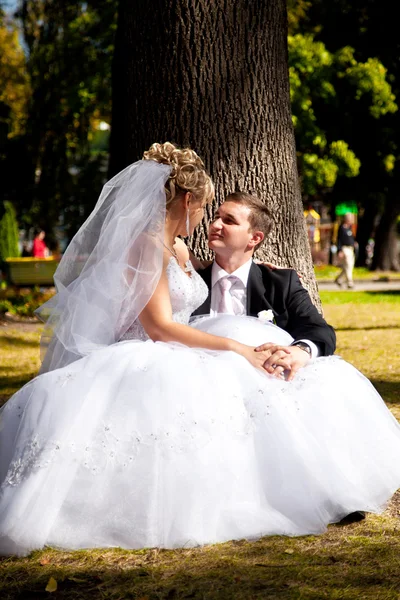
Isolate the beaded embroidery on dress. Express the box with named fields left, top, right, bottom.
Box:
left=120, top=258, right=209, bottom=342
left=1, top=261, right=400, bottom=555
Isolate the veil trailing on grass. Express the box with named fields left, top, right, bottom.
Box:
left=36, top=160, right=171, bottom=373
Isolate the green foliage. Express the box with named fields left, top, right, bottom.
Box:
left=0, top=15, right=30, bottom=138
left=14, top=0, right=117, bottom=233
left=0, top=286, right=54, bottom=317
left=383, top=154, right=396, bottom=172
left=329, top=140, right=360, bottom=177
left=336, top=49, right=397, bottom=118
left=287, top=0, right=312, bottom=33
left=0, top=200, right=19, bottom=262
left=288, top=32, right=397, bottom=197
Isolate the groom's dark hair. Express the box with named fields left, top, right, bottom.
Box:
left=225, top=192, right=272, bottom=249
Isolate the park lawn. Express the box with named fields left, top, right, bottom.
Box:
left=0, top=291, right=400, bottom=600
left=315, top=265, right=400, bottom=282
left=0, top=326, right=42, bottom=405
left=320, top=291, right=400, bottom=414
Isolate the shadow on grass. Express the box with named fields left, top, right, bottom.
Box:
left=0, top=336, right=39, bottom=349
left=364, top=290, right=400, bottom=297
left=2, top=534, right=400, bottom=600
left=0, top=372, right=37, bottom=406
left=371, top=380, right=400, bottom=404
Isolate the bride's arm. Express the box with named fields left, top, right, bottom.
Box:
left=138, top=256, right=280, bottom=371
left=139, top=257, right=236, bottom=352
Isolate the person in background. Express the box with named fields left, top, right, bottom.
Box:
left=335, top=213, right=358, bottom=289
left=32, top=230, right=48, bottom=258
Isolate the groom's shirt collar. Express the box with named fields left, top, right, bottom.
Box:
left=210, top=258, right=253, bottom=316
left=211, top=257, right=253, bottom=288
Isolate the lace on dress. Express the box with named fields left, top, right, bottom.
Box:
left=119, top=258, right=209, bottom=341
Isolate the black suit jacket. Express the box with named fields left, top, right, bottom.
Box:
left=192, top=262, right=336, bottom=356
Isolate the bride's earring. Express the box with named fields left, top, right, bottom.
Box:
left=186, top=209, right=190, bottom=237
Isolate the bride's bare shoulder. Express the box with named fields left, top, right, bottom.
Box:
left=174, top=237, right=190, bottom=261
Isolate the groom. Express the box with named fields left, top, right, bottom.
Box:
left=192, top=192, right=336, bottom=380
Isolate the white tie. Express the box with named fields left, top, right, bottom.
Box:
left=218, top=276, right=236, bottom=314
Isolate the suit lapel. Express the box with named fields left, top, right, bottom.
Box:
left=192, top=265, right=212, bottom=315
left=247, top=263, right=274, bottom=316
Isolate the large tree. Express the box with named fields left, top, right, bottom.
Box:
left=110, top=0, right=321, bottom=303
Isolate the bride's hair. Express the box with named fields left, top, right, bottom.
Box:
left=143, top=142, right=214, bottom=208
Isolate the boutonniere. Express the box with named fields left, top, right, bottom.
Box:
left=257, top=309, right=275, bottom=324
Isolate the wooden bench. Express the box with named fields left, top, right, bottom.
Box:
left=5, top=258, right=59, bottom=286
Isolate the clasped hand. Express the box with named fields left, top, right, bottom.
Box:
left=254, top=343, right=310, bottom=381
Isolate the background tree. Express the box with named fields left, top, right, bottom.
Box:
left=0, top=200, right=19, bottom=263
left=0, top=7, right=31, bottom=225
left=0, top=11, right=30, bottom=138
left=110, top=0, right=322, bottom=302
left=303, top=0, right=400, bottom=270
left=13, top=0, right=117, bottom=240
left=288, top=34, right=395, bottom=199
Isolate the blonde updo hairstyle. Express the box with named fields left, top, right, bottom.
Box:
left=143, top=142, right=214, bottom=210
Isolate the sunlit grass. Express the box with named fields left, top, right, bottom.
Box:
left=0, top=326, right=42, bottom=405
left=315, top=265, right=400, bottom=281
left=322, top=299, right=400, bottom=413
left=1, top=292, right=400, bottom=599
left=320, top=290, right=400, bottom=305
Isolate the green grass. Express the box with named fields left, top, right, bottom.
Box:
left=320, top=290, right=400, bottom=304
left=1, top=293, right=400, bottom=599
left=315, top=265, right=400, bottom=282
left=321, top=295, right=400, bottom=410
left=2, top=525, right=400, bottom=600
left=0, top=326, right=42, bottom=402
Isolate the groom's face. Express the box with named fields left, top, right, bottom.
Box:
left=208, top=202, right=255, bottom=256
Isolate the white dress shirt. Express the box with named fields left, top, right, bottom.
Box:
left=210, top=259, right=252, bottom=317
left=210, top=259, right=320, bottom=358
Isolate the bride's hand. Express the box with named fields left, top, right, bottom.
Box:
left=255, top=343, right=309, bottom=381
left=234, top=343, right=290, bottom=374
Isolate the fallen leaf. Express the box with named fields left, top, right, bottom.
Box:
left=45, top=577, right=58, bottom=592
left=284, top=549, right=294, bottom=554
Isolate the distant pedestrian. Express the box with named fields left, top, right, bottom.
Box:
left=335, top=214, right=357, bottom=289
left=32, top=230, right=48, bottom=258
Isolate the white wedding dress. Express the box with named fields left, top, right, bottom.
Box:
left=1, top=257, right=400, bottom=556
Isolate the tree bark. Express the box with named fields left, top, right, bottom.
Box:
left=372, top=197, right=400, bottom=271
left=355, top=201, right=379, bottom=268
left=110, top=0, right=320, bottom=306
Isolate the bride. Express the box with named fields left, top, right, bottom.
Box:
left=1, top=142, right=400, bottom=556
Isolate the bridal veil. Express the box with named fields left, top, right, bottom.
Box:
left=36, top=160, right=171, bottom=373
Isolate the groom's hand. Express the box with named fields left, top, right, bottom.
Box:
left=255, top=343, right=310, bottom=381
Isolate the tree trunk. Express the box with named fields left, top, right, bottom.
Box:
left=355, top=202, right=379, bottom=268
left=372, top=197, right=400, bottom=271
left=110, top=0, right=320, bottom=307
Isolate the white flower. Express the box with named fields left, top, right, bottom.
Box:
left=257, top=309, right=274, bottom=323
